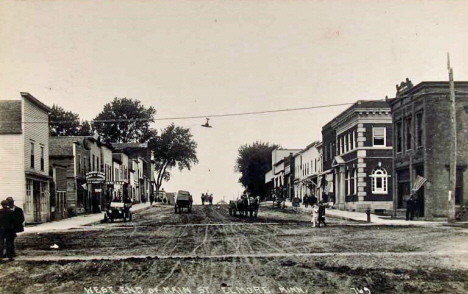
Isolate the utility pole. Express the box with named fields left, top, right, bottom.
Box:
left=447, top=53, right=457, bottom=223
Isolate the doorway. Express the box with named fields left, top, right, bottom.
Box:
left=33, top=180, right=41, bottom=222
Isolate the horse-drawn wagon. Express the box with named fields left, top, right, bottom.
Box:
left=175, top=190, right=193, bottom=213
left=229, top=195, right=260, bottom=218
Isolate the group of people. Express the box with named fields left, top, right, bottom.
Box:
left=0, top=197, right=25, bottom=261
left=302, top=194, right=318, bottom=208
left=201, top=193, right=213, bottom=206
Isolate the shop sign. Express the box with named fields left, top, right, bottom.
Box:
left=86, top=171, right=105, bottom=184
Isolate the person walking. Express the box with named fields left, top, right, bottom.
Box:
left=311, top=203, right=319, bottom=227
left=149, top=194, right=154, bottom=206
left=406, top=195, right=415, bottom=221
left=0, top=200, right=16, bottom=261
left=201, top=193, right=205, bottom=206
left=318, top=201, right=327, bottom=228
left=209, top=194, right=213, bottom=206
left=304, top=194, right=309, bottom=208
left=310, top=194, right=318, bottom=207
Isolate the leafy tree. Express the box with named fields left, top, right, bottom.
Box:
left=78, top=120, right=94, bottom=136
left=49, top=104, right=82, bottom=136
left=93, top=97, right=156, bottom=143
left=235, top=142, right=280, bottom=199
left=149, top=124, right=199, bottom=196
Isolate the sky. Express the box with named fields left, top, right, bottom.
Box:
left=1, top=0, right=468, bottom=204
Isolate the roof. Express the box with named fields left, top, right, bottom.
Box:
left=323, top=99, right=390, bottom=130
left=112, top=153, right=122, bottom=164
left=389, top=81, right=468, bottom=107
left=0, top=100, right=22, bottom=134
left=112, top=142, right=148, bottom=149
left=21, top=92, right=51, bottom=112
left=49, top=136, right=85, bottom=156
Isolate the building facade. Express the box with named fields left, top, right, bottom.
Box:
left=294, top=141, right=323, bottom=201
left=0, top=93, right=51, bottom=223
left=322, top=100, right=394, bottom=213
left=389, top=81, right=468, bottom=220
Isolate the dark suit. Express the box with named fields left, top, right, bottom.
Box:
left=0, top=208, right=16, bottom=259
left=11, top=206, right=25, bottom=233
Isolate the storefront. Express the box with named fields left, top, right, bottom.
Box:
left=86, top=171, right=105, bottom=213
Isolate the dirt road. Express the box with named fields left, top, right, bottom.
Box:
left=1, top=204, right=467, bottom=294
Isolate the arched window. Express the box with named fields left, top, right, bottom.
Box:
left=371, top=167, right=388, bottom=194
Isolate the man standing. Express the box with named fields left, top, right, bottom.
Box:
left=6, top=197, right=24, bottom=259
left=0, top=200, right=16, bottom=261
left=406, top=195, right=415, bottom=221
left=318, top=201, right=327, bottom=228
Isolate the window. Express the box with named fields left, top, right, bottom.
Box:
left=350, top=132, right=354, bottom=150
left=416, top=112, right=423, bottom=147
left=30, top=142, right=35, bottom=169
left=92, top=155, right=95, bottom=171
left=78, top=155, right=81, bottom=174
left=25, top=180, right=33, bottom=214
left=373, top=127, right=386, bottom=146
left=345, top=169, right=350, bottom=196
left=406, top=115, right=413, bottom=150
left=348, top=133, right=352, bottom=151
left=354, top=130, right=358, bottom=148
left=395, top=121, right=403, bottom=153
left=371, top=167, right=388, bottom=194
left=97, top=157, right=100, bottom=172
left=353, top=168, right=357, bottom=195
left=40, top=146, right=45, bottom=171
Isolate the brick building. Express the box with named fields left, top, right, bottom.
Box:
left=322, top=100, right=394, bottom=213
left=0, top=93, right=51, bottom=223
left=389, top=81, right=468, bottom=220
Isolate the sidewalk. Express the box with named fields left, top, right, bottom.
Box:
left=23, top=202, right=155, bottom=234
left=264, top=200, right=448, bottom=227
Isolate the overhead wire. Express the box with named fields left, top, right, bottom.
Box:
left=2, top=89, right=467, bottom=124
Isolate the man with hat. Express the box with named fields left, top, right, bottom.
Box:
left=6, top=197, right=25, bottom=258
left=0, top=200, right=16, bottom=261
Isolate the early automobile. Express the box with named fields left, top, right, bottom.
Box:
left=175, top=190, right=193, bottom=213
left=104, top=202, right=132, bottom=222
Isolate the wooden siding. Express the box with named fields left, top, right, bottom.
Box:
left=23, top=98, right=49, bottom=177
left=0, top=134, right=25, bottom=208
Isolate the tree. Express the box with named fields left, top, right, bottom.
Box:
left=77, top=120, right=94, bottom=136
left=149, top=124, right=198, bottom=196
left=235, top=142, right=280, bottom=199
left=49, top=104, right=82, bottom=136
left=93, top=97, right=156, bottom=143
